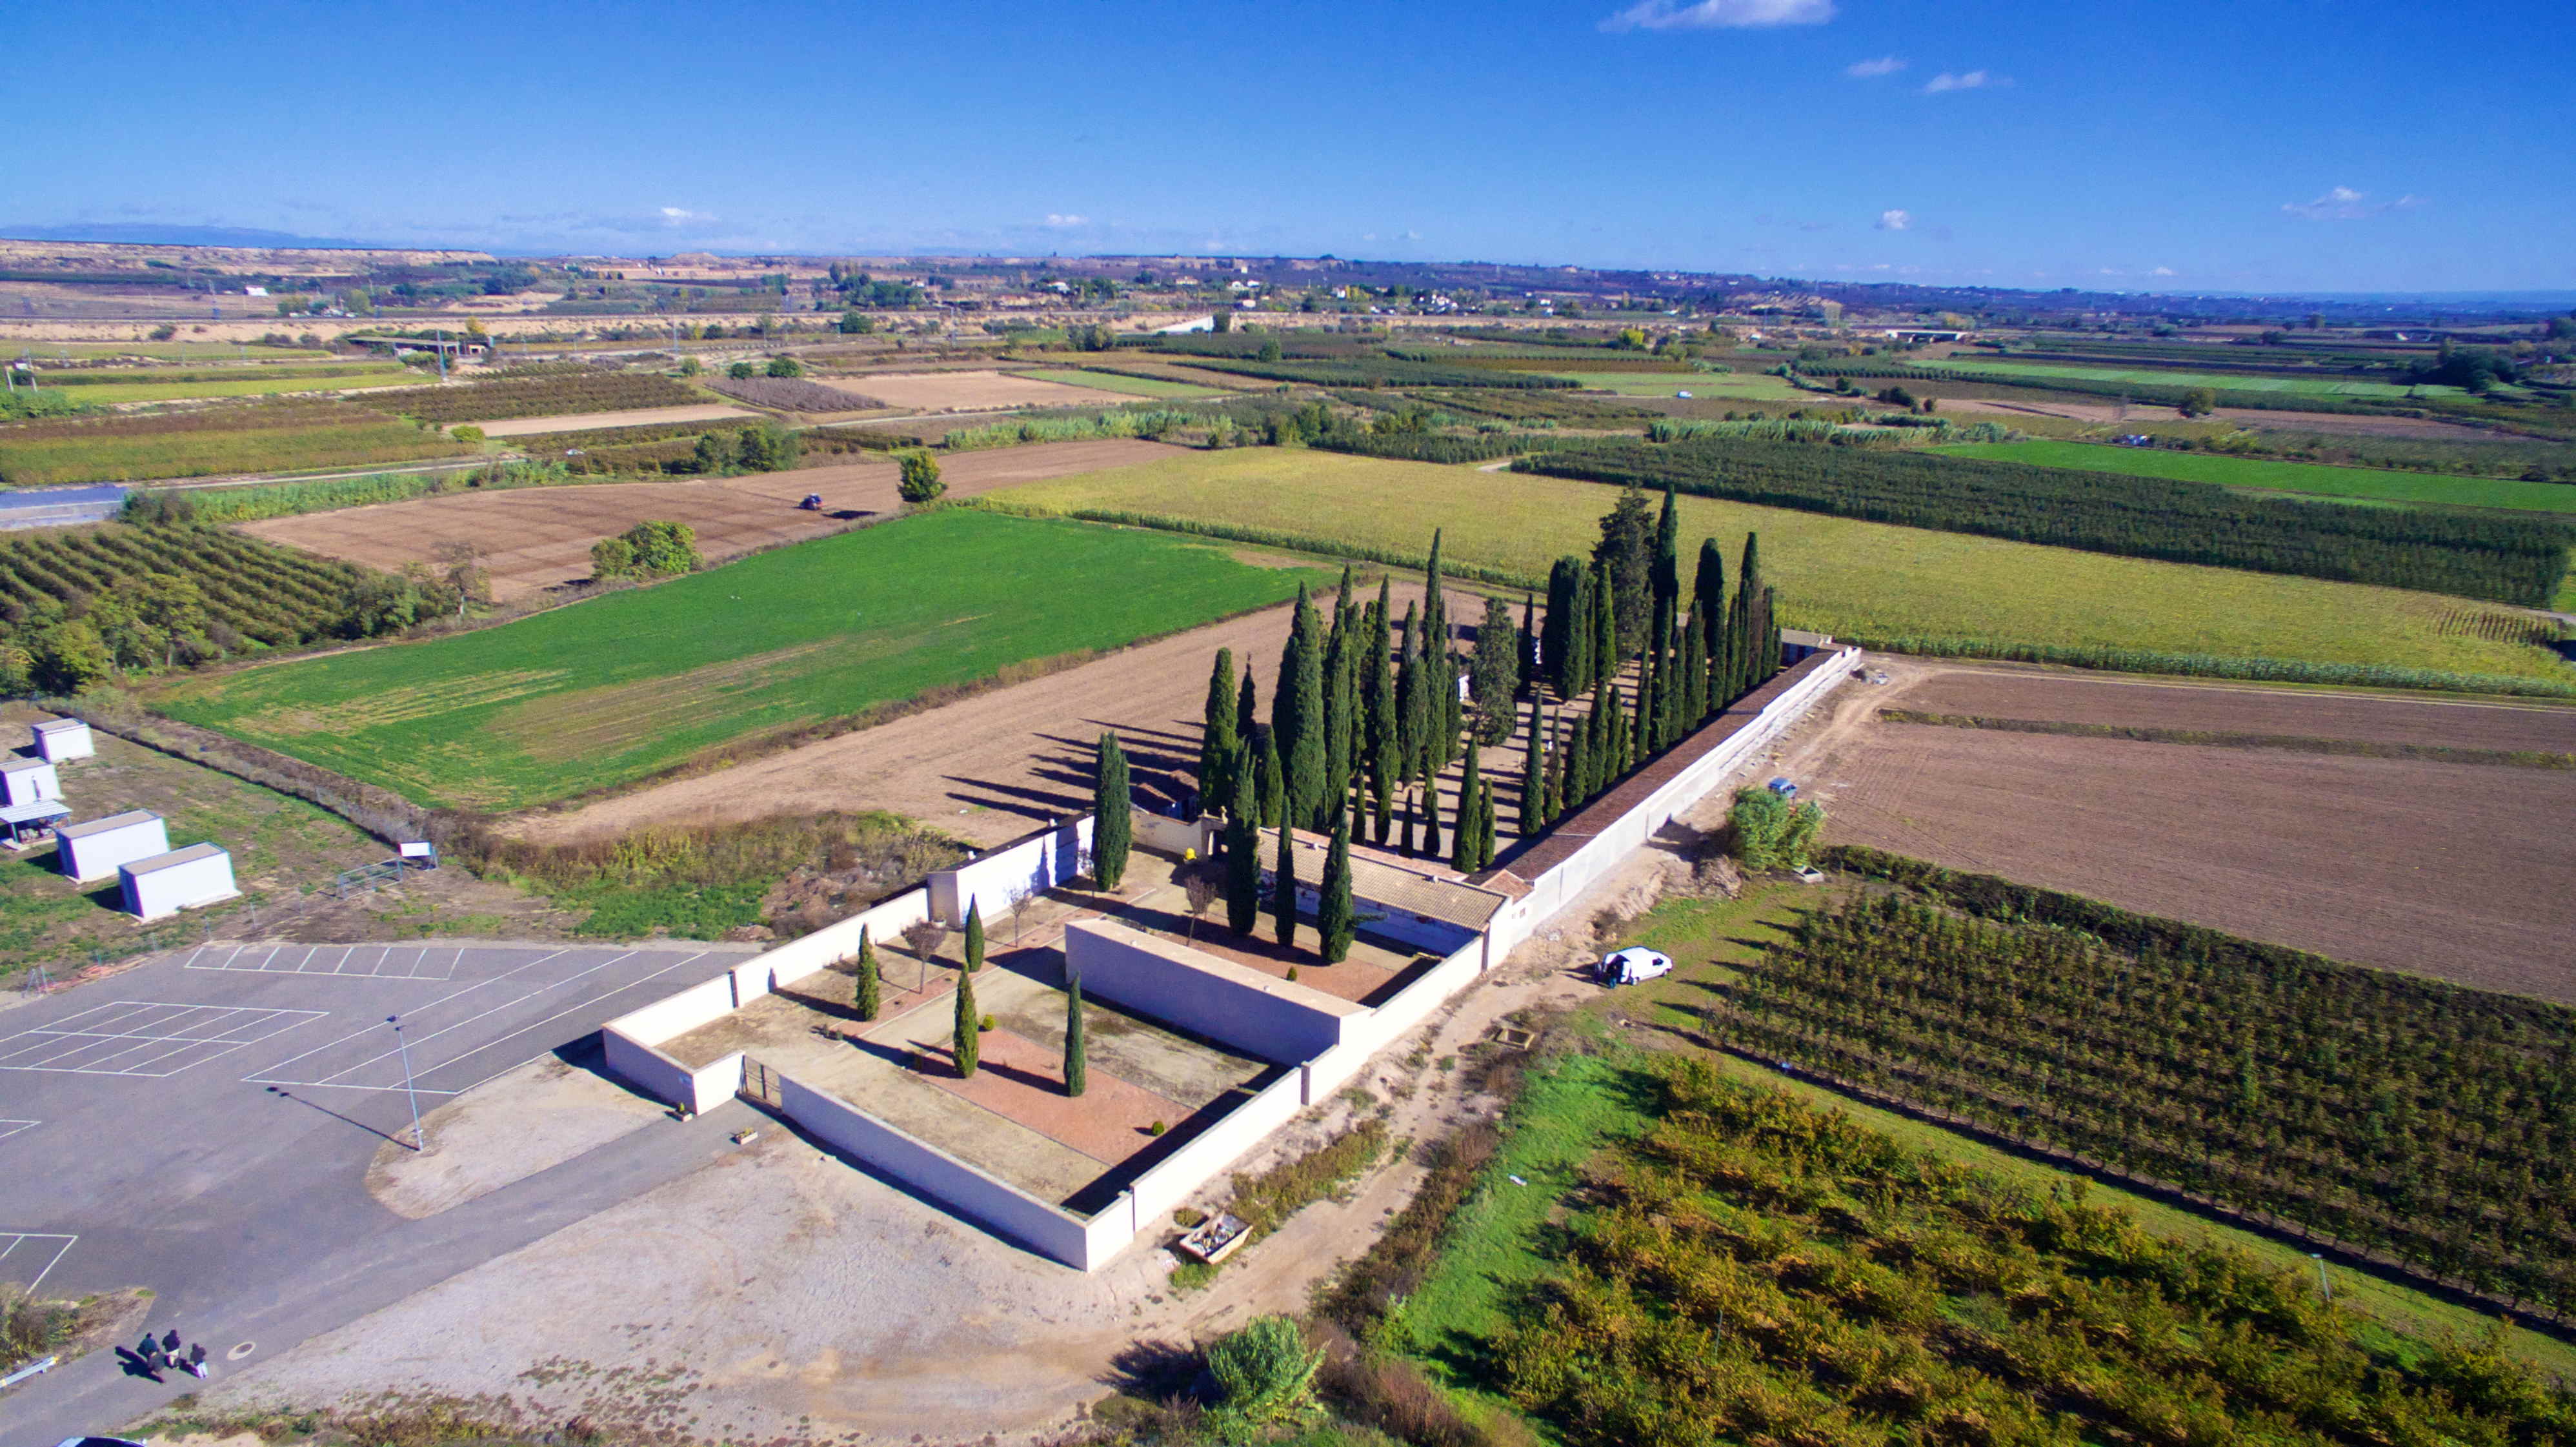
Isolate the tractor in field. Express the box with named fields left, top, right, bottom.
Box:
left=799, top=493, right=824, bottom=511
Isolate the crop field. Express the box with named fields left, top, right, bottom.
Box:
left=1793, top=664, right=2576, bottom=1001
left=993, top=448, right=2571, bottom=683
left=479, top=403, right=754, bottom=439
left=0, top=522, right=386, bottom=647
left=371, top=369, right=703, bottom=423
left=1940, top=359, right=2465, bottom=399
left=705, top=375, right=886, bottom=412
left=19, top=368, right=419, bottom=405
left=816, top=370, right=1136, bottom=410
left=1009, top=368, right=1223, bottom=399
left=2, top=341, right=334, bottom=361
left=1937, top=438, right=2576, bottom=514
left=1555, top=369, right=1804, bottom=399
left=0, top=399, right=469, bottom=485
left=163, top=508, right=1322, bottom=809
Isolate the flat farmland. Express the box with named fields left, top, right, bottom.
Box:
left=1938, top=397, right=2501, bottom=439
left=815, top=369, right=1135, bottom=410
left=243, top=440, right=1191, bottom=600
left=1940, top=360, right=2463, bottom=400
left=1795, top=663, right=2576, bottom=1002
left=1558, top=370, right=1804, bottom=399
left=160, top=509, right=1323, bottom=810
left=1009, top=367, right=1224, bottom=399
left=31, top=369, right=419, bottom=405
left=479, top=403, right=754, bottom=438
left=1934, top=438, right=2576, bottom=514
left=996, top=448, right=2570, bottom=682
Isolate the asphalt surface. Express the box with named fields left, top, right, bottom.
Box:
left=0, top=938, right=756, bottom=1445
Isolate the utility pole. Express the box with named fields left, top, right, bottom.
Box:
left=388, top=1015, right=425, bottom=1151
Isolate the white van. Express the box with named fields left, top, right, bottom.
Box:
left=1596, top=947, right=1674, bottom=986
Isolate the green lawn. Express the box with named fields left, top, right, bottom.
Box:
left=1939, top=360, right=2464, bottom=400
left=995, top=448, right=2568, bottom=683
left=159, top=509, right=1323, bottom=809
left=1010, top=367, right=1223, bottom=400
left=1552, top=370, right=1804, bottom=399
left=1935, top=438, right=2576, bottom=514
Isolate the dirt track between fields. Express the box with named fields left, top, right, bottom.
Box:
left=504, top=578, right=1522, bottom=850
left=477, top=403, right=756, bottom=438
left=242, top=440, right=1190, bottom=601
left=1780, top=661, right=2576, bottom=1003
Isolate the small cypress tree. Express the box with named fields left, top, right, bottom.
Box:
left=1318, top=816, right=1354, bottom=964
left=963, top=898, right=985, bottom=973
left=1451, top=744, right=1482, bottom=872
left=853, top=925, right=881, bottom=1022
left=1201, top=649, right=1237, bottom=804
left=1255, top=726, right=1285, bottom=828
left=1421, top=760, right=1444, bottom=863
left=1520, top=701, right=1547, bottom=837
left=1402, top=771, right=1420, bottom=855
left=1092, top=731, right=1131, bottom=889
left=1369, top=745, right=1392, bottom=845
left=1470, top=779, right=1494, bottom=870
left=1236, top=671, right=1260, bottom=762
left=952, top=960, right=980, bottom=1078
left=1063, top=972, right=1087, bottom=1097
left=1518, top=591, right=1540, bottom=695
left=1271, top=818, right=1299, bottom=951
left=1224, top=809, right=1262, bottom=935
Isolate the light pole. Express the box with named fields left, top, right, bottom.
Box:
left=388, top=1015, right=425, bottom=1151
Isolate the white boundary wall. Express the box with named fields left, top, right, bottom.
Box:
left=587, top=650, right=1857, bottom=1270
left=1487, top=647, right=1858, bottom=959
left=1063, top=921, right=1362, bottom=1064
left=929, top=818, right=1093, bottom=929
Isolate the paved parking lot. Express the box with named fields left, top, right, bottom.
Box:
left=0, top=936, right=757, bottom=1444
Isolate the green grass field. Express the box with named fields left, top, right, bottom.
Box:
left=157, top=509, right=1322, bottom=810
left=1553, top=370, right=1804, bottom=399
left=995, top=449, right=2567, bottom=682
left=30, top=369, right=416, bottom=405
left=1936, top=438, right=2576, bottom=514
left=7, top=342, right=335, bottom=361
left=1011, top=367, right=1223, bottom=400
left=1940, top=359, right=2465, bottom=400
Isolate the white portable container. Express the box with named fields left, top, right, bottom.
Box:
left=121, top=843, right=239, bottom=922
left=30, top=718, right=94, bottom=762
left=0, top=757, right=59, bottom=807
left=56, top=809, right=170, bottom=884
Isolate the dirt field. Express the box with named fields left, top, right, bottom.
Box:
left=506, top=578, right=1500, bottom=849
left=1781, top=662, right=2576, bottom=1003
left=479, top=404, right=756, bottom=438
left=242, top=440, right=1191, bottom=602
left=814, top=369, right=1136, bottom=411
left=1939, top=397, right=2498, bottom=440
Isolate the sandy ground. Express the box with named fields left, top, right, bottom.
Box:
left=365, top=1050, right=671, bottom=1219
left=1938, top=396, right=2499, bottom=439
left=815, top=370, right=1137, bottom=411
left=1782, top=660, right=2576, bottom=1004
left=478, top=404, right=756, bottom=438
left=506, top=578, right=1505, bottom=849
left=189, top=694, right=1815, bottom=1444
left=241, top=440, right=1191, bottom=602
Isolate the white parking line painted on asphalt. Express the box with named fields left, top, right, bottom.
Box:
left=180, top=942, right=461, bottom=981
left=0, top=1231, right=77, bottom=1291
left=241, top=948, right=721, bottom=1095
left=0, top=1002, right=328, bottom=1077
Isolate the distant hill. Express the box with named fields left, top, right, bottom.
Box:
left=0, top=223, right=391, bottom=250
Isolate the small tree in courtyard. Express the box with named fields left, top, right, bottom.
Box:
left=1224, top=811, right=1261, bottom=935
left=1271, top=818, right=1298, bottom=952
left=952, top=956, right=980, bottom=1078
left=852, top=926, right=881, bottom=1022
left=1184, top=865, right=1220, bottom=942
left=1092, top=732, right=1131, bottom=889
left=1063, top=971, right=1088, bottom=1097
left=964, top=899, right=986, bottom=972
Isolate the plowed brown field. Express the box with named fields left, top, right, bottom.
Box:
left=244, top=440, right=1189, bottom=600
left=1789, top=662, right=2576, bottom=1002
left=815, top=370, right=1133, bottom=410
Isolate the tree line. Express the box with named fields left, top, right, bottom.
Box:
left=1520, top=436, right=2571, bottom=607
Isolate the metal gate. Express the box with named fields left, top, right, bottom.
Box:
left=738, top=1055, right=783, bottom=1109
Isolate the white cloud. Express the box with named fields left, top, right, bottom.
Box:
left=1922, top=70, right=1997, bottom=93
left=1846, top=56, right=1905, bottom=77
left=657, top=207, right=712, bottom=225
left=1601, top=0, right=1835, bottom=33
left=2151, top=266, right=2177, bottom=277
left=1043, top=213, right=1089, bottom=228
left=1875, top=208, right=1911, bottom=231
left=2280, top=185, right=2423, bottom=221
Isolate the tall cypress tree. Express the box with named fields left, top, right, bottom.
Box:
left=1544, top=557, right=1582, bottom=698
left=1393, top=601, right=1421, bottom=779
left=1421, top=758, right=1444, bottom=864
left=1650, top=481, right=1680, bottom=625
left=1693, top=537, right=1727, bottom=691
left=1363, top=580, right=1394, bottom=805
left=1223, top=809, right=1261, bottom=935
left=1318, top=815, right=1354, bottom=964
left=1200, top=649, right=1236, bottom=806
left=1278, top=585, right=1325, bottom=829
left=1682, top=605, right=1708, bottom=727
left=1518, top=592, right=1539, bottom=695
left=1520, top=700, right=1547, bottom=836
left=1735, top=532, right=1766, bottom=698
left=1436, top=643, right=1464, bottom=772
left=1402, top=766, right=1420, bottom=855
left=1255, top=725, right=1283, bottom=827
left=1235, top=671, right=1260, bottom=771
left=1062, top=972, right=1087, bottom=1097
left=952, top=958, right=980, bottom=1078
left=1473, top=779, right=1496, bottom=870
left=1092, top=733, right=1130, bottom=890
left=853, top=925, right=881, bottom=1022
left=1368, top=741, right=1391, bottom=846
left=964, top=898, right=986, bottom=973
left=1589, top=559, right=1618, bottom=701
left=1424, top=529, right=1447, bottom=663
left=1321, top=614, right=1353, bottom=831
left=1270, top=816, right=1298, bottom=951
left=1470, top=594, right=1518, bottom=745
left=1451, top=743, right=1482, bottom=872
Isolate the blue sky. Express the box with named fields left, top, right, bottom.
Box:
left=12, top=0, right=2571, bottom=291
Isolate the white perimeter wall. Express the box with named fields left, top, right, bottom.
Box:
left=1123, top=1069, right=1307, bottom=1226
left=1063, top=921, right=1358, bottom=1064
left=930, top=818, right=1093, bottom=930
